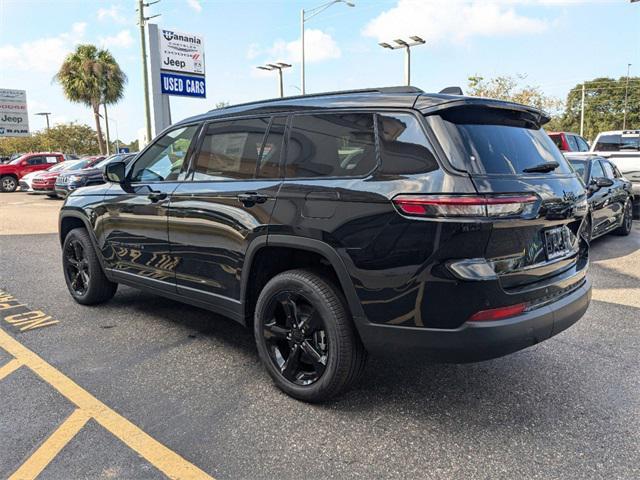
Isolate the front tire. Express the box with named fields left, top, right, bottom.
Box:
left=1, top=176, right=18, bottom=192
left=62, top=228, right=117, bottom=305
left=254, top=269, right=366, bottom=402
left=614, top=200, right=633, bottom=236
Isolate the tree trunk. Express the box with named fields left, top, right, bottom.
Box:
left=92, top=102, right=106, bottom=155
left=103, top=103, right=111, bottom=156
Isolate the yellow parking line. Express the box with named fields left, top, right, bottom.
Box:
left=0, top=329, right=214, bottom=480
left=0, top=358, right=21, bottom=380
left=9, top=409, right=90, bottom=480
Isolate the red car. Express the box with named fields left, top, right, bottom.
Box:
left=0, top=152, right=65, bottom=192
left=548, top=132, right=590, bottom=152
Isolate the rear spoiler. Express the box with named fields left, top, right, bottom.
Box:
left=415, top=96, right=551, bottom=128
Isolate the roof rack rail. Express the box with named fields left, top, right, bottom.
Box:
left=209, top=86, right=424, bottom=112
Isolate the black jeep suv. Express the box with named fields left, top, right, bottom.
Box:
left=59, top=87, right=591, bottom=402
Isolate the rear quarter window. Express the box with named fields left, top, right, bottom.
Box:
left=425, top=108, right=572, bottom=175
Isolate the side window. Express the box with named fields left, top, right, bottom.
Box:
left=285, top=113, right=377, bottom=178
left=566, top=135, right=579, bottom=151
left=576, top=136, right=589, bottom=152
left=602, top=161, right=615, bottom=179
left=257, top=116, right=286, bottom=179
left=590, top=160, right=605, bottom=179
left=378, top=113, right=438, bottom=175
left=193, top=117, right=270, bottom=180
left=130, top=125, right=199, bottom=182
left=612, top=164, right=622, bottom=178
left=26, top=156, right=44, bottom=165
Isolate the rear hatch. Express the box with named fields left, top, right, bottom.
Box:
left=424, top=104, right=588, bottom=291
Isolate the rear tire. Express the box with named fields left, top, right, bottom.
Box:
left=1, top=176, right=18, bottom=192
left=254, top=269, right=367, bottom=403
left=46, top=193, right=58, bottom=199
left=62, top=228, right=117, bottom=305
left=614, top=200, right=633, bottom=236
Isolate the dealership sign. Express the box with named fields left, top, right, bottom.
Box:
left=0, top=89, right=29, bottom=137
left=161, top=72, right=206, bottom=98
left=159, top=29, right=205, bottom=76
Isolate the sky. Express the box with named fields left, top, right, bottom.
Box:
left=0, top=0, right=638, bottom=142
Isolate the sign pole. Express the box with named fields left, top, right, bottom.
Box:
left=146, top=23, right=172, bottom=138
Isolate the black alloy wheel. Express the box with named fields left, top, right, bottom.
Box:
left=614, top=200, right=633, bottom=236
left=65, top=239, right=90, bottom=296
left=262, top=291, right=329, bottom=386
left=62, top=228, right=118, bottom=304
left=254, top=269, right=367, bottom=402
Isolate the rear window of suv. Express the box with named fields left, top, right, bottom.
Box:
left=594, top=134, right=640, bottom=152
left=425, top=107, right=572, bottom=175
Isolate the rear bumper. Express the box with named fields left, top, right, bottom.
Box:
left=358, top=278, right=591, bottom=362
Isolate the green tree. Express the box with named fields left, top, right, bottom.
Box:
left=554, top=77, right=640, bottom=141
left=54, top=44, right=127, bottom=155
left=467, top=74, right=562, bottom=113
left=0, top=123, right=100, bottom=156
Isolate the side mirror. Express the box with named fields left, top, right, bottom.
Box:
left=595, top=177, right=613, bottom=188
left=104, top=161, right=126, bottom=183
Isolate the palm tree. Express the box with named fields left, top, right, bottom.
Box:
left=55, top=44, right=127, bottom=154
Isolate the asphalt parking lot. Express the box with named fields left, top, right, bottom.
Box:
left=1, top=192, right=639, bottom=479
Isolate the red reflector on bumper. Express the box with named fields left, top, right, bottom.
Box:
left=468, top=303, right=527, bottom=322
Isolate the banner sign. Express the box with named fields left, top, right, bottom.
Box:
left=160, top=72, right=206, bottom=98
left=159, top=29, right=205, bottom=76
left=0, top=89, right=29, bottom=137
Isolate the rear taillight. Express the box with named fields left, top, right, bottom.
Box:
left=468, top=303, right=527, bottom=322
left=392, top=194, right=538, bottom=218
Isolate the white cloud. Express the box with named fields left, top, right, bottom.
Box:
left=100, top=30, right=134, bottom=49
left=257, top=29, right=340, bottom=65
left=363, top=0, right=549, bottom=45
left=97, top=5, right=127, bottom=24
left=0, top=22, right=86, bottom=73
left=186, top=0, right=202, bottom=12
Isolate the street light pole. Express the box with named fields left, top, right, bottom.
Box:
left=257, top=63, right=292, bottom=98
left=301, top=0, right=355, bottom=95
left=623, top=63, right=632, bottom=130
left=137, top=0, right=160, bottom=145
left=35, top=112, right=51, bottom=131
left=379, top=36, right=426, bottom=86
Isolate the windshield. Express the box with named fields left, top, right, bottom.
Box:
left=66, top=159, right=92, bottom=171
left=9, top=154, right=29, bottom=165
left=594, top=133, right=640, bottom=152
left=568, top=159, right=588, bottom=182
left=94, top=155, right=122, bottom=169
left=426, top=109, right=572, bottom=175
left=50, top=160, right=80, bottom=172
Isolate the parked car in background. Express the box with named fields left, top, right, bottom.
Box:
left=20, top=159, right=80, bottom=192
left=30, top=159, right=91, bottom=197
left=548, top=132, right=590, bottom=152
left=569, top=130, right=640, bottom=218
left=0, top=152, right=65, bottom=192
left=59, top=86, right=591, bottom=402
left=567, top=154, right=633, bottom=240
left=55, top=153, right=135, bottom=198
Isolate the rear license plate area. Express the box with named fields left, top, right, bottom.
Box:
left=544, top=226, right=571, bottom=260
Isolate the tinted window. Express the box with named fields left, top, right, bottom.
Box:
left=257, top=116, right=286, bottom=179
left=426, top=109, right=572, bottom=175
left=193, top=117, right=270, bottom=180
left=130, top=125, right=198, bottom=182
left=286, top=113, right=377, bottom=178
left=602, top=161, right=615, bottom=179
left=568, top=160, right=588, bottom=182
left=590, top=160, right=605, bottom=179
left=26, top=156, right=44, bottom=165
left=378, top=113, right=437, bottom=175
left=595, top=134, right=640, bottom=152
left=566, top=135, right=579, bottom=151
left=549, top=134, right=563, bottom=150
left=575, top=136, right=590, bottom=152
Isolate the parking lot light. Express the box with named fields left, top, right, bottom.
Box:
left=378, top=36, right=426, bottom=86
left=256, top=62, right=292, bottom=98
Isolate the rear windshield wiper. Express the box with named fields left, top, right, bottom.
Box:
left=523, top=161, right=559, bottom=173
